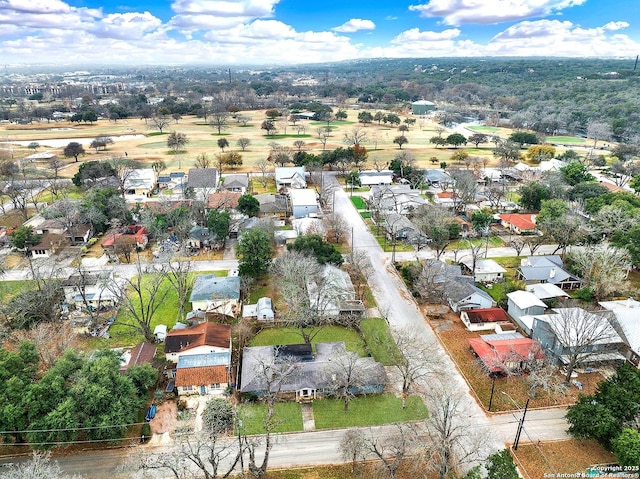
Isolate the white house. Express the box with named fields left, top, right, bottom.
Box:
left=275, top=167, right=307, bottom=189
left=461, top=258, right=506, bottom=283
left=599, top=298, right=640, bottom=368
left=507, top=291, right=547, bottom=331
left=290, top=189, right=318, bottom=218
left=124, top=168, right=156, bottom=197
left=359, top=170, right=393, bottom=186
left=164, top=322, right=232, bottom=363
left=242, top=297, right=275, bottom=321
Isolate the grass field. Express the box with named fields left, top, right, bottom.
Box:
left=312, top=394, right=428, bottom=429
left=350, top=196, right=367, bottom=210
left=239, top=402, right=303, bottom=434
left=360, top=317, right=398, bottom=365
left=546, top=136, right=587, bottom=144
left=250, top=326, right=367, bottom=356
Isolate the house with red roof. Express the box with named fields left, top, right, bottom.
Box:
left=174, top=352, right=231, bottom=396
left=468, top=332, right=545, bottom=376
left=460, top=307, right=512, bottom=332
left=164, top=322, right=232, bottom=363
left=498, top=213, right=538, bottom=235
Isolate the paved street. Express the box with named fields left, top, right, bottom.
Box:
left=0, top=177, right=573, bottom=477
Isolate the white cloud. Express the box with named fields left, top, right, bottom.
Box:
left=169, top=0, right=278, bottom=29
left=91, top=12, right=163, bottom=40
left=409, top=0, right=587, bottom=25
left=487, top=19, right=640, bottom=57
left=332, top=19, right=375, bottom=33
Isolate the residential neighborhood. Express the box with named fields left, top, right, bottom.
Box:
left=1, top=56, right=640, bottom=478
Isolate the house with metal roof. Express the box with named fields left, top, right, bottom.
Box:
left=599, top=298, right=640, bottom=368
left=275, top=167, right=307, bottom=189
left=460, top=307, right=512, bottom=332
left=164, top=322, right=231, bottom=363
left=445, top=280, right=495, bottom=312
left=507, top=290, right=547, bottom=330
left=468, top=332, right=545, bottom=376
left=460, top=258, right=506, bottom=283
left=189, top=274, right=241, bottom=317
left=174, top=352, right=232, bottom=396
left=517, top=255, right=583, bottom=290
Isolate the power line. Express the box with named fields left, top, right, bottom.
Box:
left=0, top=422, right=147, bottom=436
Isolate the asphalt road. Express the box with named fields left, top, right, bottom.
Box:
left=0, top=177, right=573, bottom=477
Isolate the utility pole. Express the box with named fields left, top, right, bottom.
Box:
left=514, top=398, right=530, bottom=450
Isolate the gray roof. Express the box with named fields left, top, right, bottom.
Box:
left=518, top=256, right=577, bottom=284
left=445, top=280, right=492, bottom=303
left=187, top=168, right=218, bottom=189
left=240, top=342, right=386, bottom=394
left=255, top=193, right=289, bottom=213
left=422, top=259, right=463, bottom=283
left=222, top=174, right=249, bottom=189
left=190, top=274, right=240, bottom=302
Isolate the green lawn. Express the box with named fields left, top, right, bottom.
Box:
left=0, top=279, right=36, bottom=303
left=238, top=402, right=303, bottom=434
left=447, top=236, right=504, bottom=250
left=360, top=317, right=398, bottom=365
left=467, top=125, right=500, bottom=132
left=109, top=270, right=225, bottom=346
left=374, top=235, right=415, bottom=253
left=250, top=326, right=367, bottom=356
left=546, top=136, right=587, bottom=144
left=359, top=212, right=371, bottom=219
left=312, top=394, right=428, bottom=429
left=350, top=197, right=367, bottom=209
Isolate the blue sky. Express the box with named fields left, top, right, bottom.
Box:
left=1, top=0, right=639, bottom=65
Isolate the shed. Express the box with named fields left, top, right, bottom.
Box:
left=411, top=100, right=436, bottom=115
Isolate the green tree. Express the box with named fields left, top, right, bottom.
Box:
left=72, top=160, right=116, bottom=187
left=486, top=449, right=519, bottom=479
left=560, top=161, right=595, bottom=186
left=202, top=398, right=234, bottom=434
left=237, top=229, right=274, bottom=278
left=207, top=209, right=231, bottom=242
left=612, top=429, right=640, bottom=467
left=383, top=113, right=401, bottom=125
left=430, top=136, right=448, bottom=148
left=82, top=110, right=98, bottom=124
left=261, top=119, right=277, bottom=136
left=287, top=234, right=344, bottom=266
left=11, top=225, right=41, bottom=252
left=567, top=182, right=608, bottom=202
left=237, top=194, right=260, bottom=217
left=63, top=141, right=85, bottom=162
left=509, top=131, right=538, bottom=145
left=217, top=138, right=229, bottom=151
left=536, top=199, right=569, bottom=224
left=471, top=210, right=493, bottom=235
left=357, top=111, right=373, bottom=125
left=167, top=131, right=188, bottom=153
left=630, top=174, right=640, bottom=194
left=518, top=182, right=550, bottom=211
left=468, top=133, right=488, bottom=147
left=335, top=109, right=347, bottom=121
left=446, top=133, right=467, bottom=148
left=393, top=135, right=408, bottom=149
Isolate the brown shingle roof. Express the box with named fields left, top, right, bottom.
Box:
left=176, top=365, right=228, bottom=387
left=164, top=322, right=231, bottom=354
left=208, top=191, right=241, bottom=209
left=120, top=342, right=157, bottom=372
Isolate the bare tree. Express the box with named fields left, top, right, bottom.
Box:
left=236, top=137, right=251, bottom=151
left=344, top=127, right=368, bottom=147
left=108, top=156, right=140, bottom=197
left=321, top=346, right=384, bottom=411
left=194, top=153, right=212, bottom=169
left=343, top=250, right=374, bottom=302
left=47, top=156, right=66, bottom=197
left=0, top=451, right=82, bottom=479
left=209, top=110, right=230, bottom=135
left=6, top=321, right=77, bottom=369
left=389, top=327, right=443, bottom=408
left=412, top=205, right=460, bottom=260
left=271, top=251, right=338, bottom=344
left=150, top=115, right=171, bottom=133
left=568, top=245, right=630, bottom=299
left=107, top=257, right=169, bottom=342
left=165, top=257, right=195, bottom=323
left=323, top=213, right=349, bottom=244
left=484, top=184, right=506, bottom=210
left=509, top=237, right=527, bottom=257
left=525, top=360, right=567, bottom=400
left=587, top=120, right=612, bottom=149
left=340, top=424, right=420, bottom=479
left=532, top=307, right=621, bottom=383
left=316, top=127, right=330, bottom=151
left=255, top=158, right=272, bottom=188
left=421, top=379, right=488, bottom=479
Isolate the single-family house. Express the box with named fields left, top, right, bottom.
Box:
left=507, top=290, right=547, bottom=329
left=308, top=264, right=365, bottom=318
left=189, top=274, right=241, bottom=317
left=174, top=352, right=231, bottom=396
left=290, top=189, right=318, bottom=218
left=517, top=256, right=583, bottom=290
left=208, top=191, right=241, bottom=211
left=424, top=169, right=452, bottom=187
left=468, top=332, right=545, bottom=376
left=119, top=343, right=157, bottom=373
left=124, top=168, right=157, bottom=197
left=498, top=214, right=538, bottom=235
left=359, top=170, right=393, bottom=186
left=255, top=193, right=290, bottom=217
left=186, top=226, right=221, bottom=250
left=460, top=307, right=512, bottom=332
left=530, top=307, right=626, bottom=369
left=433, top=190, right=458, bottom=207
left=28, top=232, right=66, bottom=258
left=460, top=258, right=506, bottom=283
left=370, top=185, right=427, bottom=215
left=445, top=280, right=495, bottom=312
left=382, top=213, right=427, bottom=245
left=66, top=224, right=92, bottom=245
left=62, top=271, right=121, bottom=310
left=526, top=283, right=570, bottom=301
left=34, top=218, right=66, bottom=236
left=22, top=151, right=59, bottom=165
left=164, top=322, right=232, bottom=363
left=243, top=297, right=275, bottom=321
left=599, top=298, right=640, bottom=368
left=221, top=174, right=249, bottom=193
left=102, top=225, right=149, bottom=251
left=275, top=167, right=307, bottom=189
left=187, top=168, right=219, bottom=201
left=240, top=342, right=386, bottom=401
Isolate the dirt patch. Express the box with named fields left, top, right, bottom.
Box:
left=149, top=400, right=178, bottom=435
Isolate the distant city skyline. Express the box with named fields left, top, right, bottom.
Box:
left=1, top=0, right=639, bottom=66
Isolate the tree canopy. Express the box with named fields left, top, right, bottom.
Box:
left=287, top=234, right=344, bottom=266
